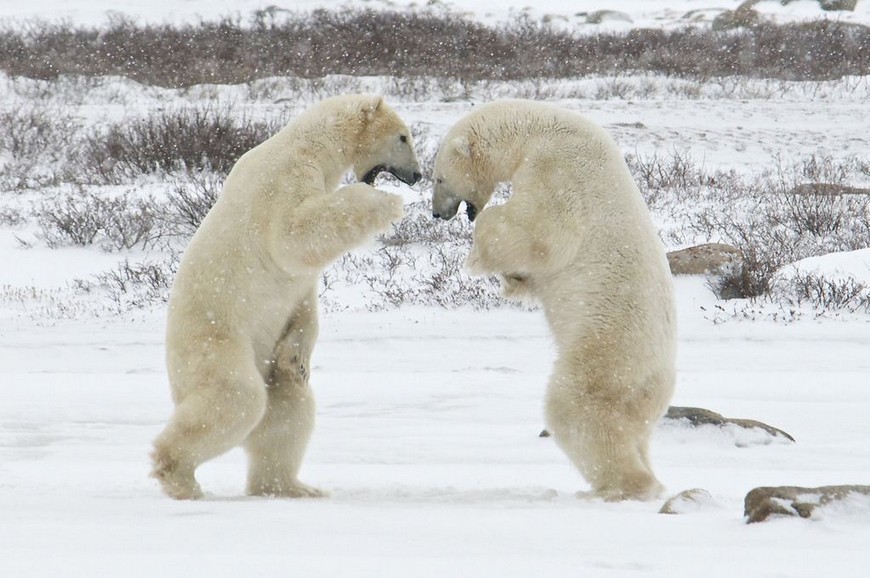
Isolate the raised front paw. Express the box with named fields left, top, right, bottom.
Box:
left=380, top=191, right=405, bottom=225
left=343, top=183, right=405, bottom=231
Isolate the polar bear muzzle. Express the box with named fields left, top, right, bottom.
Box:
left=361, top=164, right=422, bottom=186
left=432, top=195, right=477, bottom=222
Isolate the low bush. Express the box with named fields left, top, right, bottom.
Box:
left=34, top=187, right=160, bottom=251
left=161, top=170, right=223, bottom=238
left=1, top=11, right=868, bottom=87
left=80, top=106, right=276, bottom=183
left=86, top=257, right=178, bottom=311
left=634, top=151, right=870, bottom=303
left=0, top=101, right=79, bottom=190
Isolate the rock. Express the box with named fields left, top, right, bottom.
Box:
left=682, top=8, right=726, bottom=23
left=659, top=488, right=714, bottom=514
left=819, top=0, right=858, bottom=11
left=545, top=406, right=794, bottom=444
left=744, top=485, right=870, bottom=523
left=668, top=243, right=748, bottom=299
left=711, top=7, right=761, bottom=31
left=782, top=0, right=858, bottom=11
left=667, top=243, right=744, bottom=276
left=788, top=183, right=870, bottom=196
left=664, top=406, right=795, bottom=443
left=586, top=10, right=633, bottom=24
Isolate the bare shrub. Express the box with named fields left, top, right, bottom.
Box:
left=2, top=12, right=868, bottom=87
left=379, top=199, right=472, bottom=247
left=102, top=197, right=159, bottom=251
left=627, top=150, right=870, bottom=304
left=0, top=101, right=79, bottom=190
left=0, top=207, right=25, bottom=226
left=349, top=241, right=506, bottom=311
left=685, top=156, right=870, bottom=299
left=772, top=271, right=870, bottom=313
left=161, top=170, right=223, bottom=237
left=87, top=257, right=178, bottom=311
left=80, top=105, right=276, bottom=183
left=35, top=187, right=108, bottom=247
left=626, top=149, right=717, bottom=207
left=315, top=191, right=511, bottom=311
left=412, top=243, right=507, bottom=310
left=34, top=187, right=159, bottom=251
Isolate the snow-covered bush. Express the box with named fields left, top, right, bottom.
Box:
left=79, top=105, right=276, bottom=184
left=34, top=186, right=159, bottom=251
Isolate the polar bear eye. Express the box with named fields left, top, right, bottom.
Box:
left=399, top=135, right=408, bottom=143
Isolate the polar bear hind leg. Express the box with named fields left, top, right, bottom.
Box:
left=245, top=293, right=324, bottom=498
left=151, top=344, right=268, bottom=500
left=545, top=374, right=663, bottom=502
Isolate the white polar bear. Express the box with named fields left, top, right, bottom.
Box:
left=432, top=100, right=676, bottom=501
left=152, top=94, right=421, bottom=500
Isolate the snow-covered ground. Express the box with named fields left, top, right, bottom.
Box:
left=1, top=1, right=870, bottom=577
left=2, top=284, right=870, bottom=577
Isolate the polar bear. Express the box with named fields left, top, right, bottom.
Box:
left=151, top=94, right=421, bottom=500
left=432, top=100, right=676, bottom=501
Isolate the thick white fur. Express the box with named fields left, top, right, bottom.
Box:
left=433, top=100, right=677, bottom=501
left=152, top=95, right=419, bottom=499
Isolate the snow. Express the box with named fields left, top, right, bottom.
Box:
left=2, top=296, right=870, bottom=577
left=782, top=247, right=870, bottom=285
left=2, top=0, right=870, bottom=576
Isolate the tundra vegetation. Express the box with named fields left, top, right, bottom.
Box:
left=1, top=9, right=868, bottom=317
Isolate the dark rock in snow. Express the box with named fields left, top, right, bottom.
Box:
left=788, top=183, right=870, bottom=196
left=667, top=243, right=747, bottom=299
left=819, top=0, right=858, bottom=12
left=667, top=243, right=744, bottom=277
left=585, top=10, right=633, bottom=24
left=664, top=406, right=795, bottom=442
left=781, top=0, right=858, bottom=11
left=543, top=406, right=794, bottom=443
left=744, top=485, right=870, bottom=523
left=711, top=7, right=761, bottom=31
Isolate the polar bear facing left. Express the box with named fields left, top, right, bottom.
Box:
left=151, top=95, right=421, bottom=500
left=432, top=100, right=676, bottom=501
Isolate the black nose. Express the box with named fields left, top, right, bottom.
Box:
left=412, top=171, right=422, bottom=184
left=432, top=212, right=441, bottom=219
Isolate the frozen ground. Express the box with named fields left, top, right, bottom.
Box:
left=1, top=0, right=870, bottom=576
left=1, top=279, right=870, bottom=577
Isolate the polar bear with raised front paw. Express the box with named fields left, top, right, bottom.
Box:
left=152, top=94, right=421, bottom=500
left=432, top=100, right=676, bottom=501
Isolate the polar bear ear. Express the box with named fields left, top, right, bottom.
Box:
left=451, top=135, right=473, bottom=158
left=361, top=95, right=385, bottom=122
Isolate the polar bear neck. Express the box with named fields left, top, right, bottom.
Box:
left=265, top=111, right=366, bottom=190
left=469, top=113, right=590, bottom=184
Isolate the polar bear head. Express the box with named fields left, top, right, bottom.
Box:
left=352, top=96, right=422, bottom=187
left=430, top=116, right=499, bottom=222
